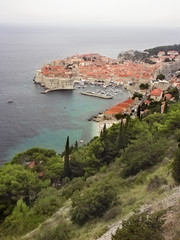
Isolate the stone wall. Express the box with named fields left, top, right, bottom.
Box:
left=34, top=70, right=74, bottom=90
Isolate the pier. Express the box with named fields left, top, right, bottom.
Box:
left=81, top=91, right=113, bottom=99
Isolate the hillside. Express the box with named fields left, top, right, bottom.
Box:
left=145, top=44, right=180, bottom=56
left=118, top=44, right=180, bottom=62
left=0, top=101, right=179, bottom=240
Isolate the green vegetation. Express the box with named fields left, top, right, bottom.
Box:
left=132, top=92, right=143, bottom=100
left=156, top=74, right=165, bottom=80
left=71, top=182, right=116, bottom=225
left=112, top=211, right=165, bottom=240
left=33, top=187, right=63, bottom=217
left=37, top=222, right=70, bottom=240
left=119, top=133, right=168, bottom=178
left=145, top=44, right=180, bottom=56
left=0, top=101, right=179, bottom=239
left=64, top=136, right=70, bottom=178
left=118, top=50, right=148, bottom=62
left=141, top=100, right=162, bottom=114
left=167, top=87, right=179, bottom=101
left=172, top=148, right=180, bottom=183
left=139, top=83, right=149, bottom=89
left=11, top=147, right=64, bottom=186
left=144, top=58, right=156, bottom=64
left=0, top=164, right=45, bottom=222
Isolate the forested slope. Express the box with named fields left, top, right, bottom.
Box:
left=0, top=101, right=179, bottom=240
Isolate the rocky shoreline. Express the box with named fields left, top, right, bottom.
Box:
left=88, top=113, right=121, bottom=136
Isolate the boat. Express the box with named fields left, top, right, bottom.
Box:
left=7, top=99, right=13, bottom=103
left=80, top=140, right=84, bottom=143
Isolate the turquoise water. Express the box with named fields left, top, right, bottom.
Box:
left=1, top=25, right=180, bottom=164
left=2, top=87, right=128, bottom=163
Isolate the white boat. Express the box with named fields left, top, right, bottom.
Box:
left=7, top=99, right=13, bottom=103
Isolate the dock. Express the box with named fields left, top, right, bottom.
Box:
left=81, top=92, right=113, bottom=99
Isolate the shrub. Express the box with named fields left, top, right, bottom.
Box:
left=112, top=211, right=165, bottom=240
left=132, top=92, right=143, bottom=100
left=139, top=83, right=149, bottom=89
left=99, top=165, right=107, bottom=173
left=156, top=74, right=165, bottom=80
left=61, top=177, right=85, bottom=199
left=172, top=148, right=180, bottom=183
left=147, top=175, right=167, bottom=191
left=103, top=206, right=122, bottom=221
left=38, top=222, right=70, bottom=240
left=70, top=182, right=116, bottom=225
left=33, top=187, right=63, bottom=216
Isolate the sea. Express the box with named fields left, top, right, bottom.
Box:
left=0, top=25, right=180, bottom=165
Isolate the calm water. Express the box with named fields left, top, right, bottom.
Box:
left=0, top=25, right=180, bottom=165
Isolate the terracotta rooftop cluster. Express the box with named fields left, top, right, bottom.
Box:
left=151, top=50, right=180, bottom=63
left=41, top=53, right=160, bottom=81
left=41, top=65, right=71, bottom=78
left=105, top=98, right=135, bottom=116
left=77, top=54, right=158, bottom=81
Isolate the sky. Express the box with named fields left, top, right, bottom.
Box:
left=0, top=0, right=180, bottom=28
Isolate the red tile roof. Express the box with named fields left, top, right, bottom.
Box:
left=40, top=54, right=160, bottom=81
left=28, top=161, right=35, bottom=169
left=150, top=88, right=163, bottom=96
left=105, top=98, right=134, bottom=115
left=144, top=100, right=150, bottom=105
left=164, top=93, right=172, bottom=100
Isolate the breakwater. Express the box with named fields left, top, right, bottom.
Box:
left=81, top=92, right=113, bottom=99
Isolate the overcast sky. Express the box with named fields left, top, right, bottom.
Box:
left=0, top=0, right=179, bottom=28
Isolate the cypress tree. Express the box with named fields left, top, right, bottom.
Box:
left=123, top=117, right=130, bottom=149
left=100, top=123, right=107, bottom=140
left=64, top=136, right=70, bottom=178
left=164, top=101, right=168, bottom=114
left=117, top=120, right=124, bottom=150
left=74, top=140, right=78, bottom=151
left=137, top=105, right=141, bottom=119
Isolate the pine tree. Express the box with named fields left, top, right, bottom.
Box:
left=64, top=136, right=70, bottom=178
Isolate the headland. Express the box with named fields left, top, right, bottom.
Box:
left=34, top=48, right=180, bottom=135
left=33, top=52, right=160, bottom=93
